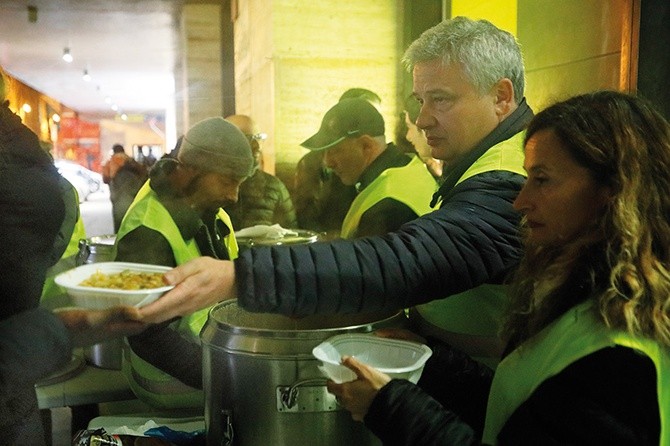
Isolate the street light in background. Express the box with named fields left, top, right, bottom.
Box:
left=62, top=47, right=73, bottom=63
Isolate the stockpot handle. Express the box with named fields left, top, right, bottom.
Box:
left=280, top=378, right=329, bottom=409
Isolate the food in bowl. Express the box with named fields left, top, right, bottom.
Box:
left=55, top=262, right=174, bottom=309
left=79, top=270, right=166, bottom=290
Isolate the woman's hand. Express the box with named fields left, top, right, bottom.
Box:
left=326, top=356, right=392, bottom=422
left=54, top=306, right=146, bottom=347
left=139, top=257, right=237, bottom=323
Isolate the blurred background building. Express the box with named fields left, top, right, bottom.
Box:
left=1, top=0, right=668, bottom=198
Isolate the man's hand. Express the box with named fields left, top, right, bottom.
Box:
left=139, top=257, right=237, bottom=323
left=326, top=356, right=392, bottom=422
left=54, top=306, right=146, bottom=347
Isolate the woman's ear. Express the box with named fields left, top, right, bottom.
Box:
left=492, top=78, right=515, bottom=119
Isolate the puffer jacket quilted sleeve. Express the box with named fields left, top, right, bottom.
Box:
left=235, top=170, right=524, bottom=316
left=365, top=379, right=480, bottom=446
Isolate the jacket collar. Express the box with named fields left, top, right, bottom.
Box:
left=430, top=98, right=534, bottom=207
left=355, top=143, right=408, bottom=193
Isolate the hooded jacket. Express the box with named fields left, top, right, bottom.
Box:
left=0, top=101, right=69, bottom=445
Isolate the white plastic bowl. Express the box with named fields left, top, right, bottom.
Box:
left=54, top=262, right=174, bottom=309
left=312, top=333, right=433, bottom=384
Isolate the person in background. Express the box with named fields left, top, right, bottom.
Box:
left=397, top=94, right=444, bottom=181
left=139, top=145, right=157, bottom=169
left=140, top=16, right=531, bottom=374
left=224, top=114, right=297, bottom=229
left=102, top=143, right=147, bottom=232
left=328, top=90, right=670, bottom=445
left=301, top=97, right=437, bottom=238
left=0, top=66, right=145, bottom=445
left=113, top=117, right=253, bottom=409
left=293, top=88, right=381, bottom=237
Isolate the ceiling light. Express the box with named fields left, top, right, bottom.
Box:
left=82, top=69, right=91, bottom=82
left=52, top=113, right=61, bottom=123
left=111, top=104, right=118, bottom=111
left=22, top=103, right=32, bottom=113
left=27, top=5, right=37, bottom=23
left=121, top=113, right=128, bottom=121
left=62, top=47, right=73, bottom=63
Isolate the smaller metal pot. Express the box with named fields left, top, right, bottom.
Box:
left=235, top=229, right=320, bottom=251
left=76, top=234, right=116, bottom=265
left=76, top=234, right=123, bottom=369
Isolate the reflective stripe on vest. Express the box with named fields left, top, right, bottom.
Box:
left=115, top=187, right=238, bottom=408
left=482, top=300, right=670, bottom=445
left=340, top=156, right=438, bottom=239
left=412, top=132, right=526, bottom=367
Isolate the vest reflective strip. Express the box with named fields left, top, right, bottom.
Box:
left=412, top=133, right=525, bottom=362
left=482, top=300, right=670, bottom=445
left=340, top=156, right=437, bottom=239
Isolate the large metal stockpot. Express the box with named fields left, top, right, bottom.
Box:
left=201, top=300, right=406, bottom=446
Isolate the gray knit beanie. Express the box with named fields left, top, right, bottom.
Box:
left=178, top=116, right=254, bottom=179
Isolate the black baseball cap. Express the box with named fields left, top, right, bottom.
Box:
left=301, top=98, right=385, bottom=151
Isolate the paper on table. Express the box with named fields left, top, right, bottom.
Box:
left=87, top=416, right=204, bottom=436
left=234, top=224, right=299, bottom=239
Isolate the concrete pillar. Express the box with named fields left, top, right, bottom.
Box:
left=175, top=1, right=228, bottom=134
left=232, top=0, right=405, bottom=187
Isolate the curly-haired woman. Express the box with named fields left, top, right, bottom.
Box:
left=329, top=91, right=670, bottom=445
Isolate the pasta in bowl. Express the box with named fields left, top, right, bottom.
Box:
left=55, top=262, right=174, bottom=309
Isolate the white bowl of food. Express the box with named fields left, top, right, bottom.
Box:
left=54, top=262, right=173, bottom=309
left=312, top=333, right=433, bottom=384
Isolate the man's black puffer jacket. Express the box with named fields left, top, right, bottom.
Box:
left=235, top=169, right=524, bottom=316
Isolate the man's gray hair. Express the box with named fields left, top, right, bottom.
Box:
left=402, top=16, right=525, bottom=104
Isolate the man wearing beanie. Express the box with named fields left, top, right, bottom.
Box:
left=113, top=116, right=253, bottom=409
left=301, top=98, right=438, bottom=238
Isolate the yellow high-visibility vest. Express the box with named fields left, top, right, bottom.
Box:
left=115, top=187, right=237, bottom=409
left=483, top=299, right=670, bottom=445
left=340, top=156, right=437, bottom=239
left=412, top=131, right=526, bottom=368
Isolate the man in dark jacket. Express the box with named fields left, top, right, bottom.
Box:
left=141, top=16, right=531, bottom=365
left=301, top=98, right=437, bottom=238
left=102, top=143, right=147, bottom=232
left=224, top=114, right=297, bottom=230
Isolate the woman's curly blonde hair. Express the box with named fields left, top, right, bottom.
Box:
left=503, top=91, right=670, bottom=347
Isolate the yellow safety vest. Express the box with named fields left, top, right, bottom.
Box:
left=340, top=156, right=437, bottom=239
left=115, top=187, right=238, bottom=409
left=483, top=299, right=670, bottom=445
left=412, top=131, right=526, bottom=369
